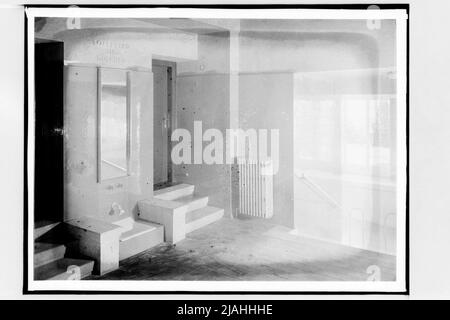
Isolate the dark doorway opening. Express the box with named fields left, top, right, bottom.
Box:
left=152, top=59, right=176, bottom=190
left=34, top=39, right=64, bottom=226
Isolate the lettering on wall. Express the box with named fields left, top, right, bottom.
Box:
left=90, top=39, right=131, bottom=67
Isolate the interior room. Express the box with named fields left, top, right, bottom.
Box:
left=32, top=16, right=399, bottom=282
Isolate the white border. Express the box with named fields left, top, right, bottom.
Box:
left=26, top=7, right=408, bottom=293
left=27, top=7, right=408, bottom=20
left=27, top=12, right=35, bottom=290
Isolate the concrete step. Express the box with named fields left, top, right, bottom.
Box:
left=34, top=258, right=94, bottom=280
left=174, top=194, right=209, bottom=212
left=153, top=183, right=194, bottom=201
left=34, top=221, right=60, bottom=240
left=118, top=220, right=164, bottom=260
left=34, top=242, right=66, bottom=268
left=185, top=206, right=224, bottom=234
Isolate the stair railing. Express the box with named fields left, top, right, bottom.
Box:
left=295, top=171, right=342, bottom=210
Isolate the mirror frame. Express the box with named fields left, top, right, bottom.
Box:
left=96, top=67, right=131, bottom=183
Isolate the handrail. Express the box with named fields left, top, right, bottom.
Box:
left=295, top=171, right=341, bottom=209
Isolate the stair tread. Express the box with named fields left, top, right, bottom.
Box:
left=154, top=183, right=193, bottom=195
left=154, top=183, right=194, bottom=200
left=66, top=216, right=122, bottom=234
left=34, top=221, right=60, bottom=240
left=34, top=242, right=65, bottom=254
left=118, top=221, right=164, bottom=260
left=34, top=242, right=67, bottom=268
left=120, top=220, right=163, bottom=242
left=34, top=258, right=94, bottom=280
left=186, top=206, right=224, bottom=224
left=174, top=194, right=208, bottom=205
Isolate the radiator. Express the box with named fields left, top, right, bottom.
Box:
left=238, top=159, right=274, bottom=218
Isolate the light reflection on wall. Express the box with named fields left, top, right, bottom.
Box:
left=293, top=69, right=397, bottom=254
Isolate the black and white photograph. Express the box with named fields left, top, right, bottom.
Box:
left=1, top=0, right=450, bottom=303
left=24, top=6, right=408, bottom=293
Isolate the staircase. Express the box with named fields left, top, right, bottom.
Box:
left=34, top=241, right=94, bottom=280
left=139, top=183, right=224, bottom=244
left=33, top=183, right=223, bottom=279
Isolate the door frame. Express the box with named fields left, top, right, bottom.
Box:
left=152, top=59, right=176, bottom=190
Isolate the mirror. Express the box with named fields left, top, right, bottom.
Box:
left=97, top=68, right=130, bottom=182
